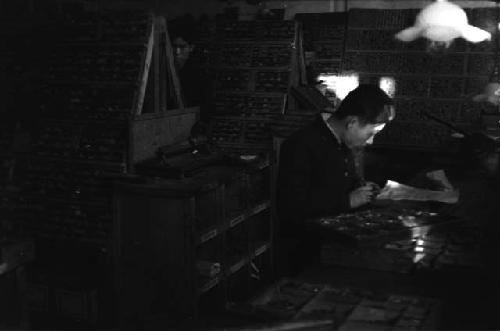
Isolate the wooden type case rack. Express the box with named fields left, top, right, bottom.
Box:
left=209, top=20, right=305, bottom=153
left=2, top=9, right=198, bottom=247
left=113, top=157, right=273, bottom=325
left=0, top=7, right=198, bottom=327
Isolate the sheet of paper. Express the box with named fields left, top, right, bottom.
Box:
left=426, top=169, right=454, bottom=191
left=376, top=180, right=459, bottom=204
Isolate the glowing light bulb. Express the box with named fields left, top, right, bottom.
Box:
left=395, top=0, right=490, bottom=48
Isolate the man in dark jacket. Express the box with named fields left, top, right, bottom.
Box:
left=276, top=84, right=395, bottom=274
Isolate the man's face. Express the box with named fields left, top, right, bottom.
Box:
left=173, top=37, right=193, bottom=68
left=344, top=118, right=386, bottom=148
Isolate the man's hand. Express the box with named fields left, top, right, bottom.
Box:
left=349, top=183, right=379, bottom=209
left=366, top=181, right=381, bottom=197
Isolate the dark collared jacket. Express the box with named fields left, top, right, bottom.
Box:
left=276, top=116, right=362, bottom=236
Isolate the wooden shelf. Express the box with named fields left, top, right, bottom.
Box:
left=197, top=200, right=271, bottom=245
left=198, top=228, right=219, bottom=246
left=230, top=201, right=270, bottom=227
left=254, top=242, right=271, bottom=258
left=229, top=258, right=247, bottom=275
left=198, top=275, right=221, bottom=295
left=198, top=241, right=272, bottom=295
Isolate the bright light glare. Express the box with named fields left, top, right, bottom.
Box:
left=386, top=180, right=400, bottom=188
left=374, top=123, right=386, bottom=133
left=379, top=76, right=396, bottom=98
left=317, top=73, right=359, bottom=100
left=413, top=253, right=425, bottom=263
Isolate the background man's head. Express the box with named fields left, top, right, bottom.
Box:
left=169, top=14, right=197, bottom=69
left=172, top=36, right=194, bottom=69
left=331, top=84, right=395, bottom=148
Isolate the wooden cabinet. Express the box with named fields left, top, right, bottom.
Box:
left=113, top=159, right=273, bottom=327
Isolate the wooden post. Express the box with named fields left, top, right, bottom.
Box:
left=153, top=19, right=161, bottom=113
left=164, top=20, right=184, bottom=110
left=133, top=16, right=155, bottom=116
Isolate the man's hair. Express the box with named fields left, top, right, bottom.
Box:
left=333, top=84, right=394, bottom=124
left=168, top=14, right=197, bottom=44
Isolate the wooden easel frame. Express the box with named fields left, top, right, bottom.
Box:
left=133, top=15, right=184, bottom=117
